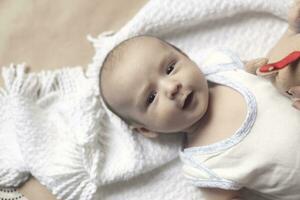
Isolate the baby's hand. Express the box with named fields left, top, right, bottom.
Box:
left=244, top=58, right=269, bottom=75
left=288, top=86, right=300, bottom=110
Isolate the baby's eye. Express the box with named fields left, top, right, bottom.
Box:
left=166, top=61, right=176, bottom=74
left=147, top=91, right=157, bottom=105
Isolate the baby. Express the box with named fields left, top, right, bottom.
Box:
left=99, top=3, right=300, bottom=200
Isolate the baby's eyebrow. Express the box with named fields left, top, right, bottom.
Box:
left=157, top=52, right=175, bottom=73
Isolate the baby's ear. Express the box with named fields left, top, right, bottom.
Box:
left=130, top=126, right=159, bottom=138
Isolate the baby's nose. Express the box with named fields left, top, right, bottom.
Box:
left=165, top=80, right=181, bottom=99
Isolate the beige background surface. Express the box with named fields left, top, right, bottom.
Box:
left=0, top=0, right=148, bottom=199
left=0, top=0, right=148, bottom=86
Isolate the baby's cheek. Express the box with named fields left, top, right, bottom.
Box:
left=151, top=105, right=184, bottom=132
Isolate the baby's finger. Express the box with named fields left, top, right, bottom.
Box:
left=244, top=58, right=268, bottom=74
left=255, top=67, right=278, bottom=79
left=288, top=86, right=300, bottom=98
left=292, top=100, right=300, bottom=110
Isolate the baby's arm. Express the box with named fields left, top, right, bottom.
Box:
left=200, top=188, right=242, bottom=200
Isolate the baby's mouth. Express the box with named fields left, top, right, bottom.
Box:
left=182, top=91, right=193, bottom=109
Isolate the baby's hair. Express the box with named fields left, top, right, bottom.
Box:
left=99, top=35, right=188, bottom=126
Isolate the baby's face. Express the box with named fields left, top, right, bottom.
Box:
left=101, top=36, right=209, bottom=134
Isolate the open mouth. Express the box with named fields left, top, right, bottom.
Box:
left=183, top=91, right=193, bottom=109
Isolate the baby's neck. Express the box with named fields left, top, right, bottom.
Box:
left=186, top=83, right=247, bottom=148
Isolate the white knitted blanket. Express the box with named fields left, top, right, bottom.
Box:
left=0, top=0, right=292, bottom=199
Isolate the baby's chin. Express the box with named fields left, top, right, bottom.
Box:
left=187, top=101, right=210, bottom=131
left=151, top=115, right=205, bottom=135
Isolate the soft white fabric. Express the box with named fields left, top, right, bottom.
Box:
left=0, top=188, right=27, bottom=200
left=181, top=49, right=300, bottom=200
left=0, top=65, right=103, bottom=200
left=0, top=0, right=294, bottom=199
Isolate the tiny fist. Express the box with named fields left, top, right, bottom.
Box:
left=255, top=58, right=269, bottom=66
left=244, top=58, right=268, bottom=75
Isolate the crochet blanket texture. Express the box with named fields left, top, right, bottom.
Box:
left=0, top=0, right=292, bottom=199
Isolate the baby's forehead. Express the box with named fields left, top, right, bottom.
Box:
left=119, top=37, right=175, bottom=66
left=120, top=36, right=186, bottom=63
left=118, top=38, right=170, bottom=70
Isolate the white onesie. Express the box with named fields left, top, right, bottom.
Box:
left=180, top=49, right=300, bottom=200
